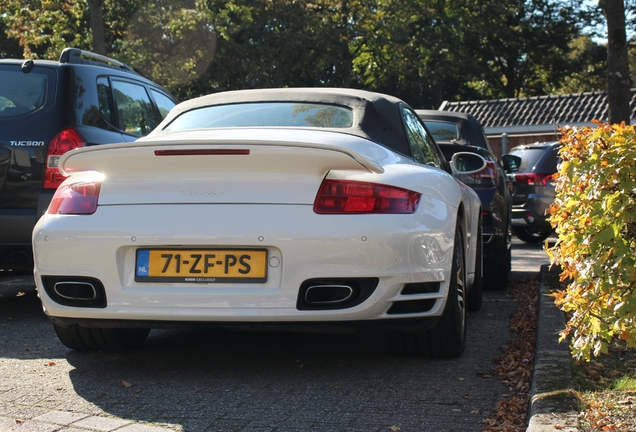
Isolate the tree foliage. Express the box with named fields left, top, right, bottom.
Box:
left=547, top=123, right=636, bottom=361
left=119, top=0, right=216, bottom=88
left=0, top=0, right=91, bottom=58
left=460, top=0, right=581, bottom=98
left=558, top=35, right=608, bottom=93
left=600, top=0, right=631, bottom=123
left=0, top=0, right=621, bottom=106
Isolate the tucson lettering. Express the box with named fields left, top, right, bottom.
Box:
left=10, top=141, right=45, bottom=147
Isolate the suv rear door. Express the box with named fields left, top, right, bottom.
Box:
left=0, top=63, right=58, bottom=210
left=1, top=54, right=176, bottom=275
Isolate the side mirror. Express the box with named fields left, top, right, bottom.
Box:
left=502, top=154, right=521, bottom=172
left=450, top=152, right=487, bottom=175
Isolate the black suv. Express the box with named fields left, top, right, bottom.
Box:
left=417, top=110, right=512, bottom=290
left=0, top=48, right=176, bottom=282
left=504, top=141, right=561, bottom=243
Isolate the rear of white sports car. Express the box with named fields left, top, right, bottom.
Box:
left=32, top=90, right=482, bottom=357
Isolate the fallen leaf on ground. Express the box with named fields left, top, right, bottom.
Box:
left=481, top=276, right=538, bottom=432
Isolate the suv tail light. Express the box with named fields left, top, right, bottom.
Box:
left=455, top=161, right=497, bottom=187
left=48, top=181, right=101, bottom=215
left=314, top=179, right=421, bottom=214
left=513, top=173, right=554, bottom=186
left=44, top=128, right=86, bottom=189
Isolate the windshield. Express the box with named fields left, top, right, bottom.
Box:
left=164, top=102, right=354, bottom=131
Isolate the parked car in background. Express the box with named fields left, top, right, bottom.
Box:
left=503, top=141, right=561, bottom=243
left=33, top=88, right=485, bottom=358
left=0, top=48, right=176, bottom=280
left=417, top=110, right=511, bottom=290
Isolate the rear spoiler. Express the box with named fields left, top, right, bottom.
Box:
left=59, top=137, right=385, bottom=177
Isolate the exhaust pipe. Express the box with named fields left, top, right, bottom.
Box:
left=54, top=281, right=98, bottom=301
left=41, top=276, right=107, bottom=308
left=305, top=285, right=354, bottom=305
left=297, top=278, right=378, bottom=310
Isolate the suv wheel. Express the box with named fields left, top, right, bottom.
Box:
left=484, top=233, right=511, bottom=291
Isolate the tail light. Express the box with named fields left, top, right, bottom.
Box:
left=314, top=179, right=421, bottom=214
left=455, top=161, right=497, bottom=187
left=48, top=181, right=101, bottom=215
left=44, top=128, right=85, bottom=189
left=513, top=173, right=554, bottom=186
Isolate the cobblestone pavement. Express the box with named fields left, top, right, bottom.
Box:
left=0, top=241, right=547, bottom=432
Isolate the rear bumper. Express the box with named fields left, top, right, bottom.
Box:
left=0, top=190, right=53, bottom=272
left=511, top=207, right=551, bottom=229
left=33, top=203, right=461, bottom=325
left=0, top=209, right=36, bottom=272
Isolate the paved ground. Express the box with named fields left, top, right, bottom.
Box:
left=0, top=240, right=548, bottom=432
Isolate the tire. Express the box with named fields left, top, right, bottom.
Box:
left=53, top=323, right=150, bottom=352
left=512, top=226, right=552, bottom=244
left=484, top=242, right=510, bottom=291
left=388, top=224, right=467, bottom=358
left=484, top=220, right=511, bottom=291
left=467, top=222, right=483, bottom=312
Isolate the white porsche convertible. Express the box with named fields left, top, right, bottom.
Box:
left=33, top=88, right=485, bottom=357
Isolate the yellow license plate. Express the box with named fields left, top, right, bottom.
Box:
left=135, top=249, right=267, bottom=283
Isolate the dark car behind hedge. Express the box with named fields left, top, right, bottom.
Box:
left=504, top=141, right=561, bottom=243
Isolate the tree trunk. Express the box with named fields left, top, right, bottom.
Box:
left=599, top=0, right=631, bottom=124
left=88, top=0, right=106, bottom=55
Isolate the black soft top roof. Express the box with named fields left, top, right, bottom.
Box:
left=416, top=109, right=487, bottom=148
left=154, top=87, right=412, bottom=156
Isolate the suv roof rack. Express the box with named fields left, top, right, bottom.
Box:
left=59, top=48, right=136, bottom=73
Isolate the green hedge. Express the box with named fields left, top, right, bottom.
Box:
left=547, top=122, right=636, bottom=361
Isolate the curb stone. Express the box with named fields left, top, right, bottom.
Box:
left=526, top=265, right=580, bottom=432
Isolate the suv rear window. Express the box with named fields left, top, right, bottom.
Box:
left=164, top=102, right=354, bottom=131
left=422, top=121, right=458, bottom=142
left=507, top=148, right=550, bottom=173
left=0, top=66, right=54, bottom=118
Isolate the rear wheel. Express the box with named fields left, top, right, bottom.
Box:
left=388, top=224, right=467, bottom=358
left=484, top=243, right=510, bottom=291
left=53, top=323, right=150, bottom=351
left=484, top=221, right=511, bottom=290
left=512, top=226, right=552, bottom=243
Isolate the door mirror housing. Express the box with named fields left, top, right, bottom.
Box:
left=450, top=152, right=487, bottom=175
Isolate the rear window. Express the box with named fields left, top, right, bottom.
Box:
left=0, top=66, right=53, bottom=118
left=164, top=102, right=354, bottom=132
left=508, top=148, right=553, bottom=173
left=422, top=121, right=459, bottom=142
